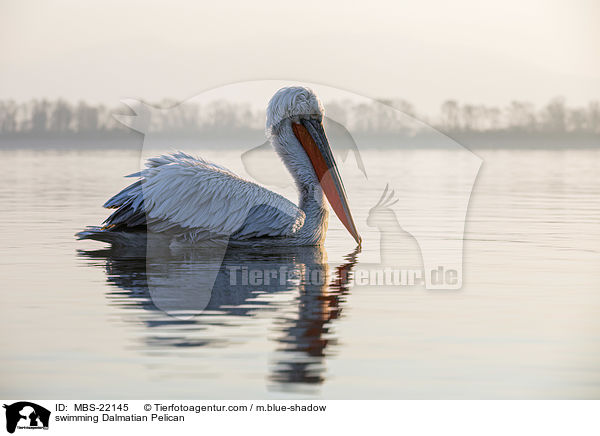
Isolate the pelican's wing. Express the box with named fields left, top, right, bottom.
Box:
left=103, top=152, right=305, bottom=240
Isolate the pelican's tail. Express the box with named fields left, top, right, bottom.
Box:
left=76, top=226, right=147, bottom=247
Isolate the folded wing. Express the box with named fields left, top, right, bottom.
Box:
left=103, top=152, right=304, bottom=242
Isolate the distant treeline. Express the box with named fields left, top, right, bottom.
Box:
left=1, top=97, right=599, bottom=136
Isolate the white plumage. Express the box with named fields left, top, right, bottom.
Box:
left=78, top=87, right=360, bottom=247
left=110, top=151, right=303, bottom=240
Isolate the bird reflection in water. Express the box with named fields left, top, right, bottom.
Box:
left=78, top=244, right=358, bottom=389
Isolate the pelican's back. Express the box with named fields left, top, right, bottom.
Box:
left=77, top=152, right=305, bottom=246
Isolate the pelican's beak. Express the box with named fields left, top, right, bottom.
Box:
left=292, top=118, right=362, bottom=245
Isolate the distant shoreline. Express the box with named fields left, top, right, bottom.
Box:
left=1, top=130, right=598, bottom=150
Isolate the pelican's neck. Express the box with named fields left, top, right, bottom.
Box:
left=272, top=123, right=329, bottom=244
left=297, top=181, right=328, bottom=243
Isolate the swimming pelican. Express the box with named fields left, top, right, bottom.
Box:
left=78, top=86, right=361, bottom=247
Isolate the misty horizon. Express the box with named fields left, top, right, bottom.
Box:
left=1, top=96, right=599, bottom=138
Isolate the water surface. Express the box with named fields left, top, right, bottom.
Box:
left=1, top=145, right=599, bottom=398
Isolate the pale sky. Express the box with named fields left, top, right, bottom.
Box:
left=1, top=0, right=598, bottom=113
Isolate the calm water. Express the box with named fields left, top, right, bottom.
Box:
left=1, top=145, right=599, bottom=399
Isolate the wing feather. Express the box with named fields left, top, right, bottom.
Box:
left=103, top=152, right=305, bottom=241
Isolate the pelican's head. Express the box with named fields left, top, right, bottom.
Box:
left=266, top=86, right=361, bottom=245
left=266, top=86, right=324, bottom=132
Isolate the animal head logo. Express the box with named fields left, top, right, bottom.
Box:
left=3, top=402, right=50, bottom=434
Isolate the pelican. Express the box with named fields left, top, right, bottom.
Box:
left=78, top=87, right=361, bottom=247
